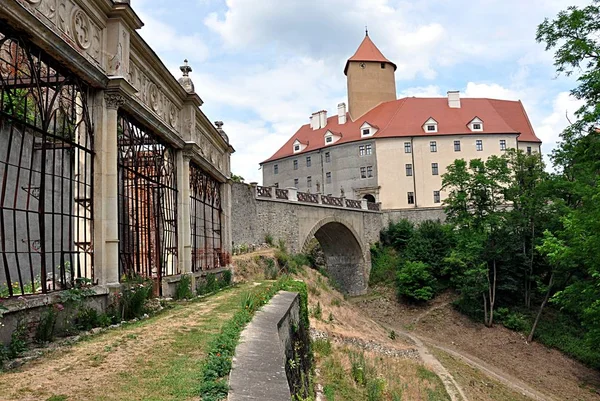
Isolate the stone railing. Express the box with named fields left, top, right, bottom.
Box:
left=252, top=185, right=381, bottom=212
left=345, top=199, right=362, bottom=209
left=321, top=195, right=344, bottom=207
left=256, top=185, right=272, bottom=198
left=275, top=188, right=289, bottom=200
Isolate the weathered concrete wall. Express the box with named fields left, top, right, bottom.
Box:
left=229, top=291, right=305, bottom=401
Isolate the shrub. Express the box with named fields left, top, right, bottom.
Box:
left=370, top=245, right=401, bottom=286
left=221, top=270, right=232, bottom=286
left=205, top=273, right=218, bottom=293
left=174, top=274, right=193, bottom=300
left=265, top=234, right=274, bottom=246
left=312, top=338, right=332, bottom=356
left=366, top=378, right=385, bottom=401
left=75, top=307, right=101, bottom=331
left=311, top=302, right=322, bottom=320
left=36, top=305, right=60, bottom=343
left=503, top=312, right=528, bottom=332
left=112, top=277, right=153, bottom=321
left=396, top=261, right=436, bottom=302
left=264, top=258, right=279, bottom=280
left=380, top=219, right=414, bottom=250
left=9, top=320, right=28, bottom=357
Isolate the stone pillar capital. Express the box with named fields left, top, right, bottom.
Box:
left=105, top=93, right=125, bottom=110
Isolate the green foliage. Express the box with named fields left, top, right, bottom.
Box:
left=230, top=174, right=245, bottom=183
left=265, top=233, right=274, bottom=246
left=369, top=245, right=400, bottom=286
left=502, top=312, right=529, bottom=332
left=313, top=339, right=332, bottom=357
left=366, top=378, right=385, bottom=401
left=109, top=276, right=153, bottom=322
left=174, top=274, right=193, bottom=300
left=221, top=270, right=232, bottom=286
left=389, top=330, right=397, bottom=340
left=36, top=306, right=60, bottom=343
left=396, top=261, right=436, bottom=302
left=264, top=258, right=279, bottom=280
left=311, top=301, right=322, bottom=320
left=197, top=272, right=232, bottom=296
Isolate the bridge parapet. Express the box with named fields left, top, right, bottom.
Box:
left=253, top=185, right=381, bottom=213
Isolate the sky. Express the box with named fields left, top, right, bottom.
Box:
left=131, top=0, right=589, bottom=184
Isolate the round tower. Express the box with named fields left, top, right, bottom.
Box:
left=344, top=32, right=397, bottom=121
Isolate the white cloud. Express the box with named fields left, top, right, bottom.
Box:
left=398, top=85, right=442, bottom=98
left=463, top=82, right=522, bottom=100
left=137, top=11, right=209, bottom=63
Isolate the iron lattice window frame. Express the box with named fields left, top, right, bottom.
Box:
left=117, top=112, right=178, bottom=281
left=190, top=162, right=223, bottom=272
left=0, top=23, right=94, bottom=297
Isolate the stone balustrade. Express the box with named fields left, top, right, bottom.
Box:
left=253, top=185, right=381, bottom=212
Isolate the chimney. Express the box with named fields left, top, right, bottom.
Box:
left=448, top=90, right=461, bottom=108
left=337, top=103, right=347, bottom=124
left=310, top=110, right=328, bottom=130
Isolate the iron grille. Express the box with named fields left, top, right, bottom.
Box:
left=0, top=23, right=94, bottom=297
left=117, top=113, right=178, bottom=281
left=190, top=162, right=223, bottom=271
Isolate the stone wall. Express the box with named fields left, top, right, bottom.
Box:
left=229, top=291, right=308, bottom=401
left=382, top=207, right=446, bottom=227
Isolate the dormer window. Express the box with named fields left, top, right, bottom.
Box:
left=293, top=139, right=307, bottom=154
left=360, top=122, right=378, bottom=137
left=324, top=130, right=342, bottom=145
left=326, top=136, right=332, bottom=143
left=469, top=117, right=483, bottom=132
left=422, top=117, right=438, bottom=133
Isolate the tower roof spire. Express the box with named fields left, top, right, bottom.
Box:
left=344, top=34, right=397, bottom=75
left=365, top=25, right=368, bottom=36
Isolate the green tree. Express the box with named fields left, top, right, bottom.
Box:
left=230, top=174, right=245, bottom=183
left=442, top=156, right=511, bottom=327
left=536, top=0, right=600, bottom=348
left=396, top=261, right=436, bottom=302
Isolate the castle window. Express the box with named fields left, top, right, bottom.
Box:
left=381, top=62, right=386, bottom=69
left=430, top=141, right=437, bottom=152
left=360, top=167, right=367, bottom=179
left=307, top=176, right=312, bottom=187
left=427, top=125, right=436, bottom=132
left=362, top=128, right=370, bottom=137
left=359, top=145, right=365, bottom=156
left=500, top=140, right=506, bottom=151
left=274, top=164, right=278, bottom=174
left=404, top=142, right=412, bottom=153
left=294, top=144, right=300, bottom=151
left=326, top=172, right=332, bottom=184
left=306, top=156, right=311, bottom=167
left=469, top=118, right=484, bottom=132
left=325, top=152, right=331, bottom=163
left=432, top=163, right=439, bottom=175
left=365, top=144, right=373, bottom=155
left=293, top=160, right=298, bottom=170
left=473, top=123, right=481, bottom=130
left=476, top=140, right=483, bottom=151
left=454, top=140, right=461, bottom=151
left=433, top=191, right=441, bottom=203
left=326, top=136, right=333, bottom=143
left=367, top=166, right=373, bottom=178
left=406, top=164, right=413, bottom=176
left=527, top=146, right=532, bottom=155
left=408, top=192, right=415, bottom=205
left=294, top=178, right=299, bottom=187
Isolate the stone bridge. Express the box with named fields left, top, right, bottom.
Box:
left=232, top=183, right=384, bottom=295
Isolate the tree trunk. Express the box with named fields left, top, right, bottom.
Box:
left=527, top=271, right=554, bottom=342
left=489, top=258, right=497, bottom=327
left=483, top=293, right=489, bottom=327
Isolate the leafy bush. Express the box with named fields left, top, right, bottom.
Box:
left=263, top=258, right=279, bottom=280
left=380, top=219, right=414, bottom=250
left=311, top=301, right=322, bottom=320
left=366, top=378, right=385, bottom=401
left=36, top=305, right=61, bottom=343
left=396, top=261, right=436, bottom=302
left=503, top=312, right=528, bottom=332
left=75, top=307, right=101, bottom=331
left=313, top=338, right=332, bottom=356
left=174, top=274, right=193, bottom=300
left=370, top=245, right=400, bottom=285
left=221, top=270, right=232, bottom=286
left=265, top=234, right=274, bottom=246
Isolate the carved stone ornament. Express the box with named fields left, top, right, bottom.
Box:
left=149, top=84, right=159, bottom=112
left=72, top=8, right=91, bottom=50
left=169, top=103, right=178, bottom=128
left=105, top=93, right=125, bottom=109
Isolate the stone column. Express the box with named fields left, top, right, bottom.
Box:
left=177, top=152, right=192, bottom=275
left=361, top=199, right=368, bottom=210
left=287, top=187, right=298, bottom=202
left=222, top=179, right=233, bottom=262
left=97, top=93, right=123, bottom=287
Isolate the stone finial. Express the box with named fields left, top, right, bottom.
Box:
left=178, top=59, right=195, bottom=93
left=214, top=120, right=229, bottom=144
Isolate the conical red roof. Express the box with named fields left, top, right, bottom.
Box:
left=344, top=34, right=397, bottom=75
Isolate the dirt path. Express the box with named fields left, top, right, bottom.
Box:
left=354, top=288, right=600, bottom=401
left=0, top=288, right=242, bottom=401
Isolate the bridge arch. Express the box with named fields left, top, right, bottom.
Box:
left=302, top=217, right=369, bottom=295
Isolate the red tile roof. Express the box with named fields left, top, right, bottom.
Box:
left=344, top=35, right=397, bottom=75
left=262, top=97, right=542, bottom=164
